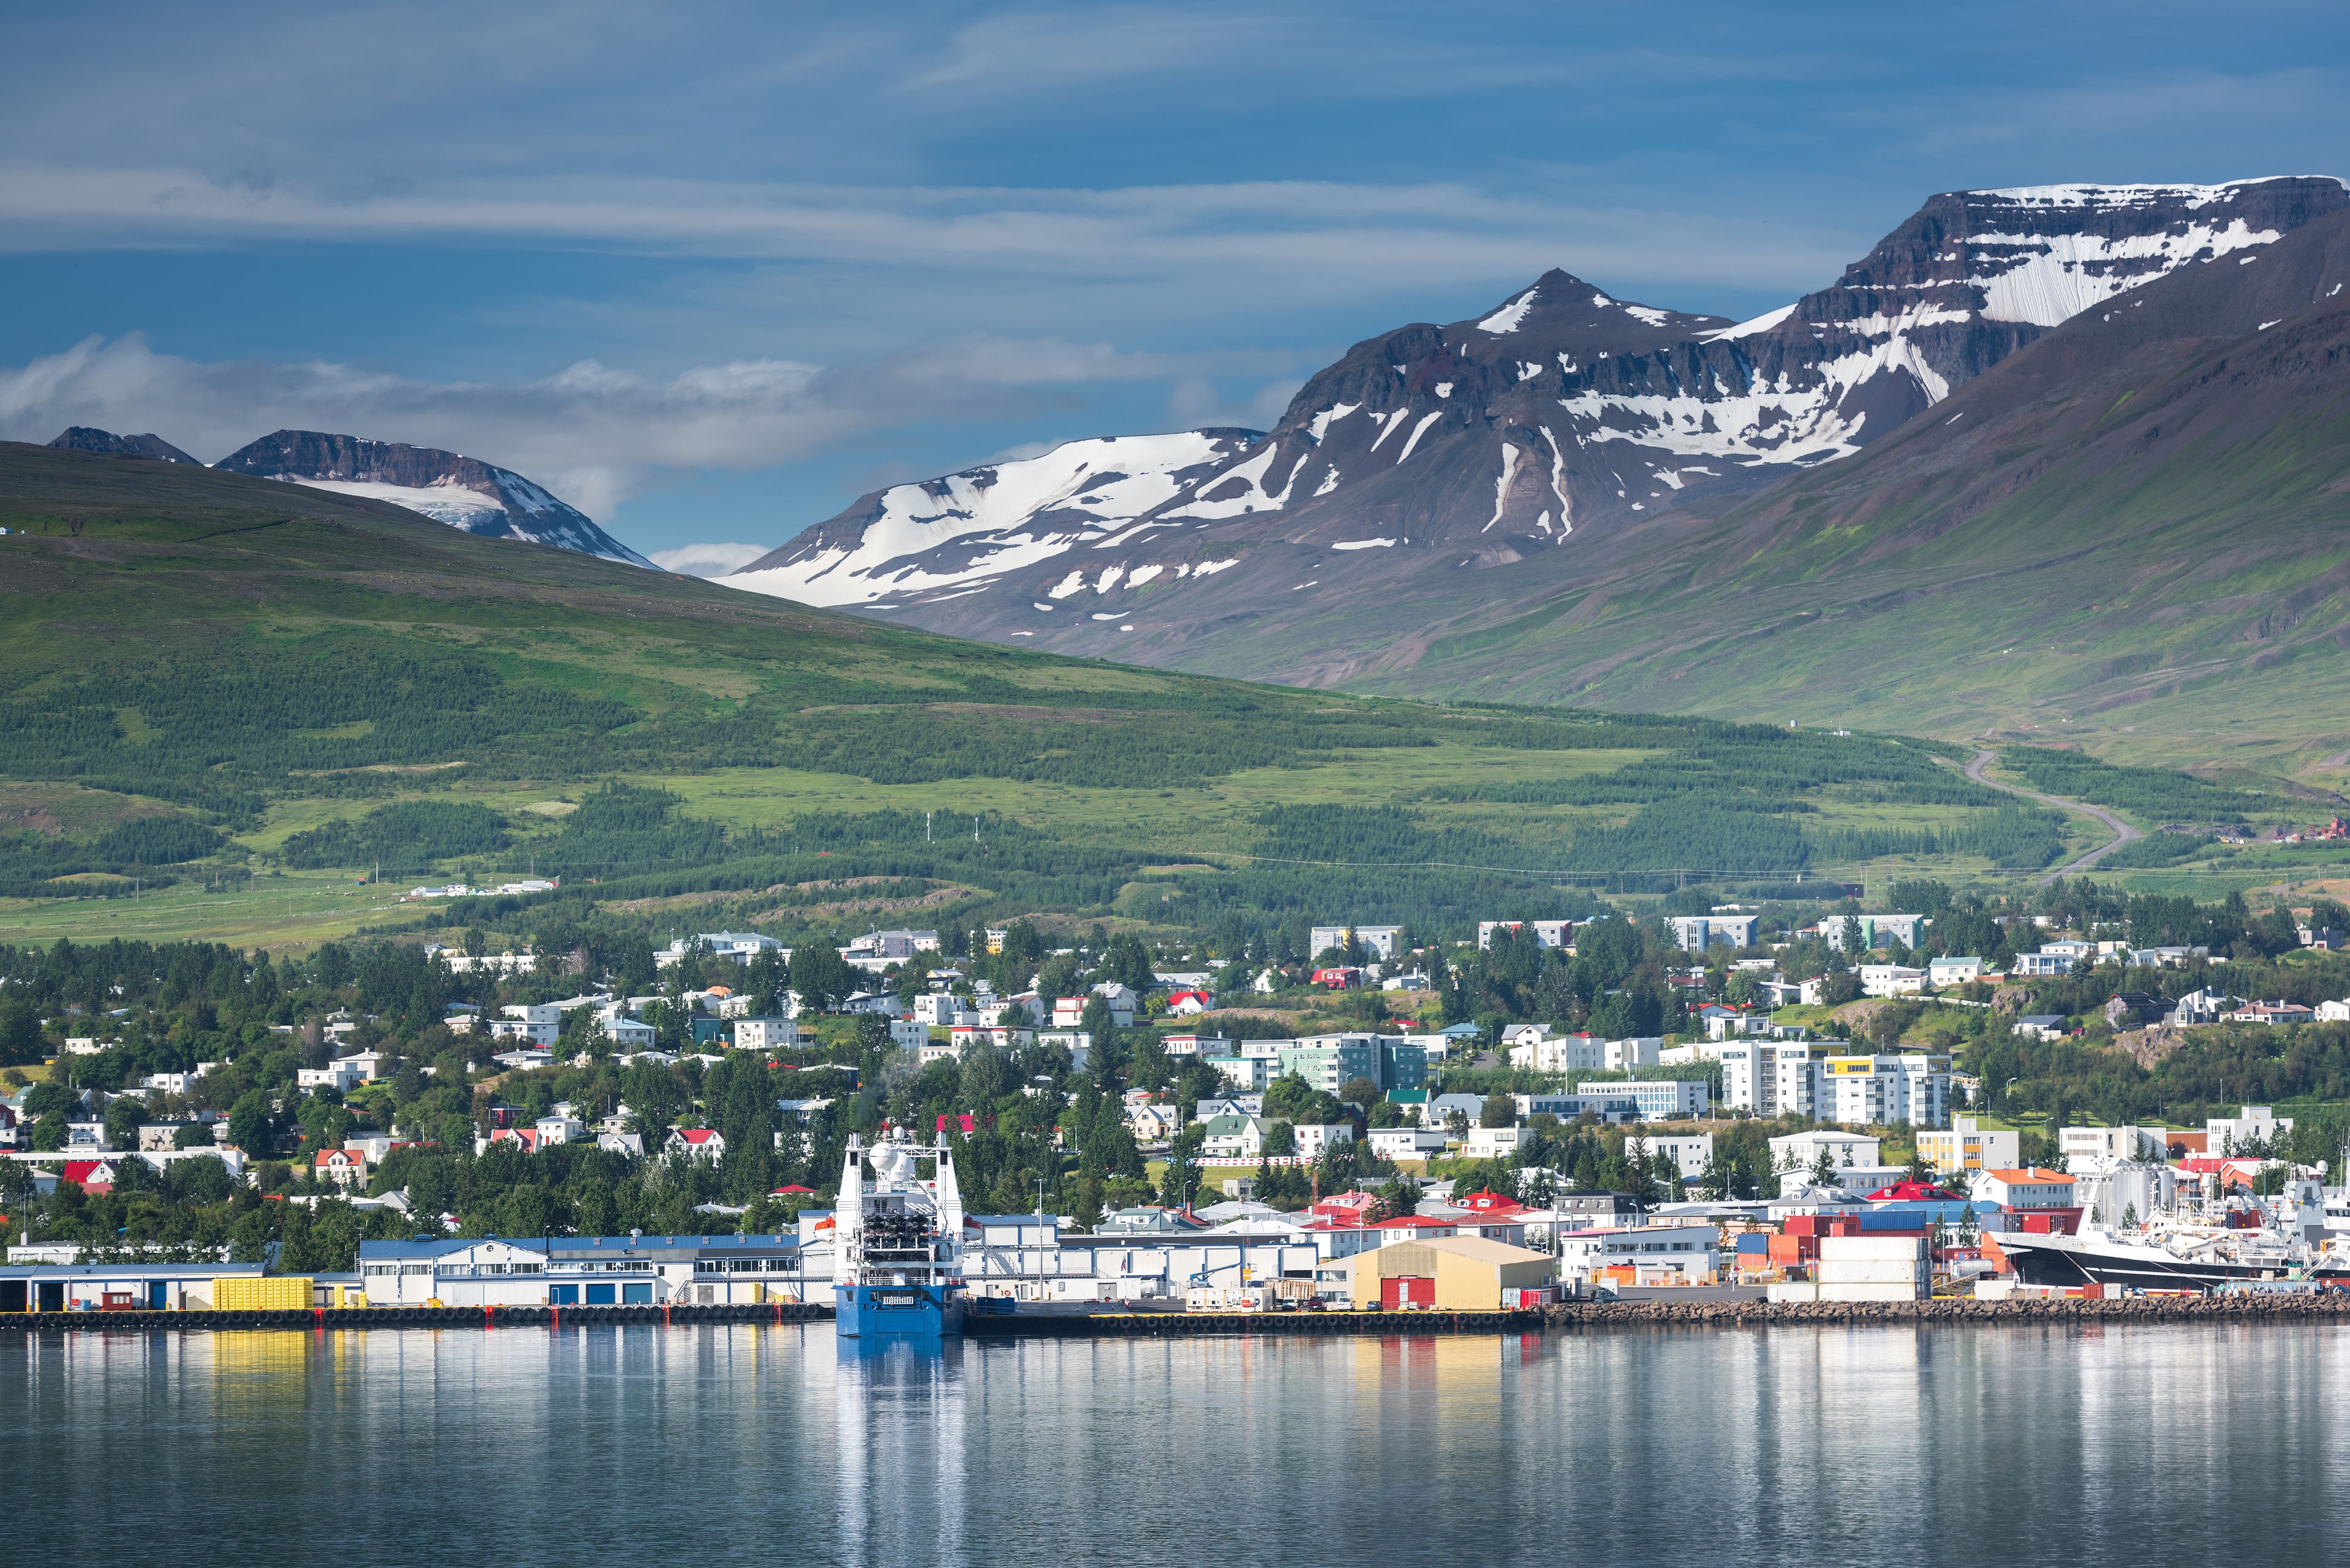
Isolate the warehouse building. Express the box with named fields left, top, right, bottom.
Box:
left=0, top=1262, right=267, bottom=1313
left=1343, top=1234, right=1557, bottom=1310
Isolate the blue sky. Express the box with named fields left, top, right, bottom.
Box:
left=2, top=0, right=2345, bottom=570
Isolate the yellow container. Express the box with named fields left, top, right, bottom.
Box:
left=213, top=1275, right=314, bottom=1311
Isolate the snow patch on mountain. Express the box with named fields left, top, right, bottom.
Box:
left=1478, top=287, right=1540, bottom=333
left=725, top=429, right=1257, bottom=607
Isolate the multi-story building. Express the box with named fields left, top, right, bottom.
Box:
left=1720, top=1040, right=1841, bottom=1117
left=1823, top=1053, right=1951, bottom=1128
left=1821, top=914, right=1927, bottom=952
left=1916, top=1116, right=2021, bottom=1175
left=2011, top=951, right=2078, bottom=977
left=1515, top=1080, right=1710, bottom=1123
left=1767, top=1128, right=1883, bottom=1174
left=1667, top=914, right=1761, bottom=952
left=1477, top=919, right=1574, bottom=950
left=2058, top=1124, right=2172, bottom=1163
left=731, top=1017, right=799, bottom=1050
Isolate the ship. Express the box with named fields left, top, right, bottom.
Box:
left=1997, top=1178, right=2350, bottom=1292
left=832, top=1128, right=967, bottom=1338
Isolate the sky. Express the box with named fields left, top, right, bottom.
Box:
left=2, top=1, right=2346, bottom=571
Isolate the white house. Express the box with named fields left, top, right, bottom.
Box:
left=1929, top=956, right=1985, bottom=986
left=733, top=1017, right=799, bottom=1050
left=1859, top=964, right=1927, bottom=998
left=665, top=1128, right=727, bottom=1162
left=1368, top=1126, right=1448, bottom=1161
left=1291, top=1123, right=1355, bottom=1158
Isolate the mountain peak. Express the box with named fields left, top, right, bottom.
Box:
left=214, top=429, right=654, bottom=568
left=47, top=426, right=199, bottom=464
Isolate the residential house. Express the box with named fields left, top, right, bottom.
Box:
left=1291, top=1123, right=1355, bottom=1158
left=1198, top=1115, right=1271, bottom=1160
left=665, top=1128, right=727, bottom=1162
left=1161, top=1033, right=1230, bottom=1057
left=1163, top=990, right=1215, bottom=1016
left=2171, top=988, right=2235, bottom=1026
left=2014, top=1014, right=2069, bottom=1042
left=1126, top=1103, right=1184, bottom=1143
left=314, top=1147, right=369, bottom=1189
left=2011, top=951, right=2078, bottom=978
left=1368, top=1126, right=1449, bottom=1161
left=1929, top=956, right=1984, bottom=986
left=1859, top=964, right=1927, bottom=998
left=2105, top=992, right=2178, bottom=1028
left=2223, top=1000, right=2316, bottom=1025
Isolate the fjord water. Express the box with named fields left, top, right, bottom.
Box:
left=7, top=1324, right=2346, bottom=1564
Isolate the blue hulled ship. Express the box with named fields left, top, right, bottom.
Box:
left=832, top=1129, right=966, bottom=1338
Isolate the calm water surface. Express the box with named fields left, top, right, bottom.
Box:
left=6, top=1321, right=2346, bottom=1564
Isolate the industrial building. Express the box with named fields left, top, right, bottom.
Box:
left=1343, top=1234, right=1558, bottom=1310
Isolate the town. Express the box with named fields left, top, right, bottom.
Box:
left=6, top=884, right=2349, bottom=1317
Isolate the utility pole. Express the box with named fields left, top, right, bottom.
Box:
left=926, top=811, right=933, bottom=842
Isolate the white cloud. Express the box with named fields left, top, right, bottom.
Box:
left=649, top=541, right=771, bottom=576
left=1166, top=377, right=1304, bottom=432
left=0, top=331, right=1227, bottom=518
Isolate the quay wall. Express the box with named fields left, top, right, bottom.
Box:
left=5, top=1295, right=2349, bottom=1335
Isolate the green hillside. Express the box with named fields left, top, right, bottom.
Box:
left=0, top=440, right=2305, bottom=949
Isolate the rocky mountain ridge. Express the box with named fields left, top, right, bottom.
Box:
left=213, top=430, right=654, bottom=568
left=725, top=176, right=2349, bottom=655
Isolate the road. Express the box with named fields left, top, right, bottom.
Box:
left=1957, top=747, right=2143, bottom=882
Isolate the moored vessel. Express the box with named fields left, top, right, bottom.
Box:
left=832, top=1128, right=966, bottom=1338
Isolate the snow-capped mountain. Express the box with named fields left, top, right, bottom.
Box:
left=726, top=429, right=1261, bottom=606
left=213, top=429, right=655, bottom=568
left=47, top=426, right=200, bottom=464
left=722, top=176, right=2348, bottom=651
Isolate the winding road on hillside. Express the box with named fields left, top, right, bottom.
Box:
left=1955, top=747, right=2143, bottom=882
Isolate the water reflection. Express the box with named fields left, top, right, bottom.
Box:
left=2, top=1322, right=2346, bottom=1566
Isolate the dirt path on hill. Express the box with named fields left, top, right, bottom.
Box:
left=1955, top=747, right=2143, bottom=883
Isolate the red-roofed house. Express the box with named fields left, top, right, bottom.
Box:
left=1370, top=1215, right=1459, bottom=1245
left=666, top=1127, right=726, bottom=1162
left=61, top=1158, right=118, bottom=1194
left=314, top=1147, right=369, bottom=1189
left=1978, top=1169, right=2077, bottom=1209
left=1311, top=967, right=1364, bottom=990
left=1454, top=1189, right=1525, bottom=1215
left=1312, top=1191, right=1380, bottom=1224
left=1163, top=990, right=1215, bottom=1016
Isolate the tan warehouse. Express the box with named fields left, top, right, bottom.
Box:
left=1345, top=1234, right=1558, bottom=1310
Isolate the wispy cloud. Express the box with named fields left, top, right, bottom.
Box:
left=649, top=541, right=769, bottom=576
left=0, top=331, right=1257, bottom=518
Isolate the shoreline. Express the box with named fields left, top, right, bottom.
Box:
left=6, top=1294, right=2349, bottom=1336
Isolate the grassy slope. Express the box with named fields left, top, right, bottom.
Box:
left=0, top=441, right=2273, bottom=946
left=1325, top=305, right=2350, bottom=790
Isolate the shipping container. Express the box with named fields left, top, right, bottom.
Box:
left=1816, top=1282, right=1925, bottom=1302
left=1817, top=1263, right=1932, bottom=1286
left=213, top=1276, right=312, bottom=1312
left=1819, top=1237, right=1928, bottom=1262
